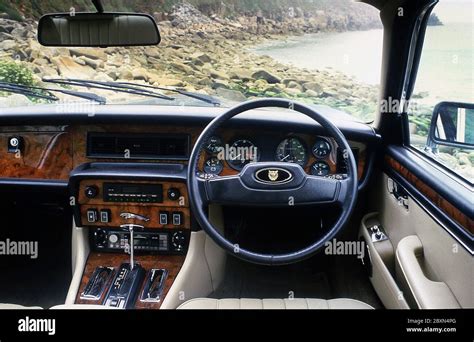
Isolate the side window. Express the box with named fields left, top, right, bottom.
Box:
left=408, top=1, right=473, bottom=183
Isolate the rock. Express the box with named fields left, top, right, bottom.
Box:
left=229, top=69, right=253, bottom=82
left=144, top=47, right=160, bottom=58
left=284, top=88, right=301, bottom=96
left=70, top=48, right=106, bottom=60
left=0, top=40, right=17, bottom=50
left=150, top=77, right=184, bottom=87
left=94, top=72, right=114, bottom=82
left=287, top=80, right=303, bottom=91
left=52, top=56, right=96, bottom=78
left=118, top=69, right=134, bottom=80
left=10, top=27, right=27, bottom=38
left=106, top=70, right=119, bottom=81
left=171, top=62, right=193, bottom=74
left=305, top=89, right=320, bottom=97
left=212, top=79, right=229, bottom=89
left=216, top=88, right=247, bottom=102
left=0, top=13, right=10, bottom=19
left=252, top=69, right=281, bottom=84
left=190, top=52, right=212, bottom=64
left=132, top=68, right=149, bottom=81
left=468, top=152, right=474, bottom=164
left=0, top=32, right=13, bottom=40
left=303, top=82, right=323, bottom=93
left=209, top=69, right=229, bottom=80
left=80, top=56, right=104, bottom=69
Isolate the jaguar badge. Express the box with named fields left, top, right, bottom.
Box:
left=255, top=168, right=293, bottom=184
left=268, top=170, right=279, bottom=181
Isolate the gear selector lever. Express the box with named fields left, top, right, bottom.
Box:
left=120, top=224, right=144, bottom=270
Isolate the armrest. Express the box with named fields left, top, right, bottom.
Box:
left=396, top=236, right=460, bottom=309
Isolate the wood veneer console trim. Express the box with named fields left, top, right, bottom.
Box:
left=75, top=252, right=185, bottom=309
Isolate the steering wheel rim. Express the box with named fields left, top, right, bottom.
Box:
left=187, top=98, right=358, bottom=265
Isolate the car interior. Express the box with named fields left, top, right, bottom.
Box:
left=0, top=0, right=472, bottom=312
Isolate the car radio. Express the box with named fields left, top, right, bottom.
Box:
left=103, top=183, right=163, bottom=203
left=91, top=228, right=189, bottom=254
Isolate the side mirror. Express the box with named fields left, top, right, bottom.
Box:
left=38, top=12, right=160, bottom=47
left=427, top=102, right=474, bottom=150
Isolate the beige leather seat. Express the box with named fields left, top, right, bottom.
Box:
left=178, top=298, right=374, bottom=309
left=0, top=303, right=42, bottom=309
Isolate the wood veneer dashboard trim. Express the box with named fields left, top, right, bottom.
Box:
left=0, top=124, right=369, bottom=182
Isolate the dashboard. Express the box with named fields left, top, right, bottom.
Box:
left=0, top=123, right=368, bottom=181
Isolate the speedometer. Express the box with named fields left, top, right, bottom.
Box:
left=275, top=137, right=307, bottom=166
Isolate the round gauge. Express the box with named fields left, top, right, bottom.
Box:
left=310, top=161, right=330, bottom=177
left=228, top=139, right=259, bottom=171
left=204, top=136, right=223, bottom=154
left=204, top=157, right=223, bottom=175
left=312, top=138, right=331, bottom=158
left=275, top=137, right=307, bottom=166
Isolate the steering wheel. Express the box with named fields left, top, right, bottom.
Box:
left=187, top=99, right=358, bottom=265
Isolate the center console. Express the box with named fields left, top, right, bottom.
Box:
left=69, top=162, right=190, bottom=309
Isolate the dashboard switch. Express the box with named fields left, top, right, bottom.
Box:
left=87, top=209, right=98, bottom=223
left=100, top=209, right=111, bottom=223
left=167, top=188, right=181, bottom=201
left=172, top=212, right=183, bottom=226
left=159, top=211, right=169, bottom=225
left=8, top=136, right=24, bottom=154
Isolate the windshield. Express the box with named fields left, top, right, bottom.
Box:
left=0, top=0, right=383, bottom=122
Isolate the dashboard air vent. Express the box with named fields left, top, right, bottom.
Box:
left=87, top=133, right=190, bottom=160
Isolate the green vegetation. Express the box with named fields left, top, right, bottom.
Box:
left=0, top=60, right=35, bottom=86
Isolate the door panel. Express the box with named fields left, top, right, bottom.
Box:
left=370, top=160, right=473, bottom=308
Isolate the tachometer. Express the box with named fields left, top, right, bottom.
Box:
left=227, top=139, right=259, bottom=171
left=275, top=137, right=307, bottom=166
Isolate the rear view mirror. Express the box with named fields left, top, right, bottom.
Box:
left=427, top=102, right=474, bottom=149
left=38, top=13, right=160, bottom=47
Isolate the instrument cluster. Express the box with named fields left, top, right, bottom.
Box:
left=201, top=135, right=336, bottom=177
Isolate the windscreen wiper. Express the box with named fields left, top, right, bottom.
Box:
left=43, top=78, right=175, bottom=102
left=0, top=82, right=106, bottom=104
left=116, top=81, right=221, bottom=106
left=43, top=78, right=221, bottom=106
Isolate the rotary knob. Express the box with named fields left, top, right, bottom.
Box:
left=172, top=231, right=186, bottom=251
left=167, top=188, right=181, bottom=201
left=85, top=185, right=99, bottom=198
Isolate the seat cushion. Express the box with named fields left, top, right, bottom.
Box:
left=178, top=298, right=374, bottom=309
left=0, top=303, right=43, bottom=309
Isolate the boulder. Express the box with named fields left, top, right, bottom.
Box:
left=0, top=39, right=18, bottom=50
left=251, top=69, right=281, bottom=84
left=118, top=68, right=134, bottom=80
left=171, top=62, right=193, bottom=74
left=132, top=68, right=149, bottom=81
left=70, top=48, right=106, bottom=60
left=303, top=82, right=323, bottom=93
left=150, top=77, right=184, bottom=87
left=216, top=88, right=247, bottom=102
left=52, top=56, right=96, bottom=78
